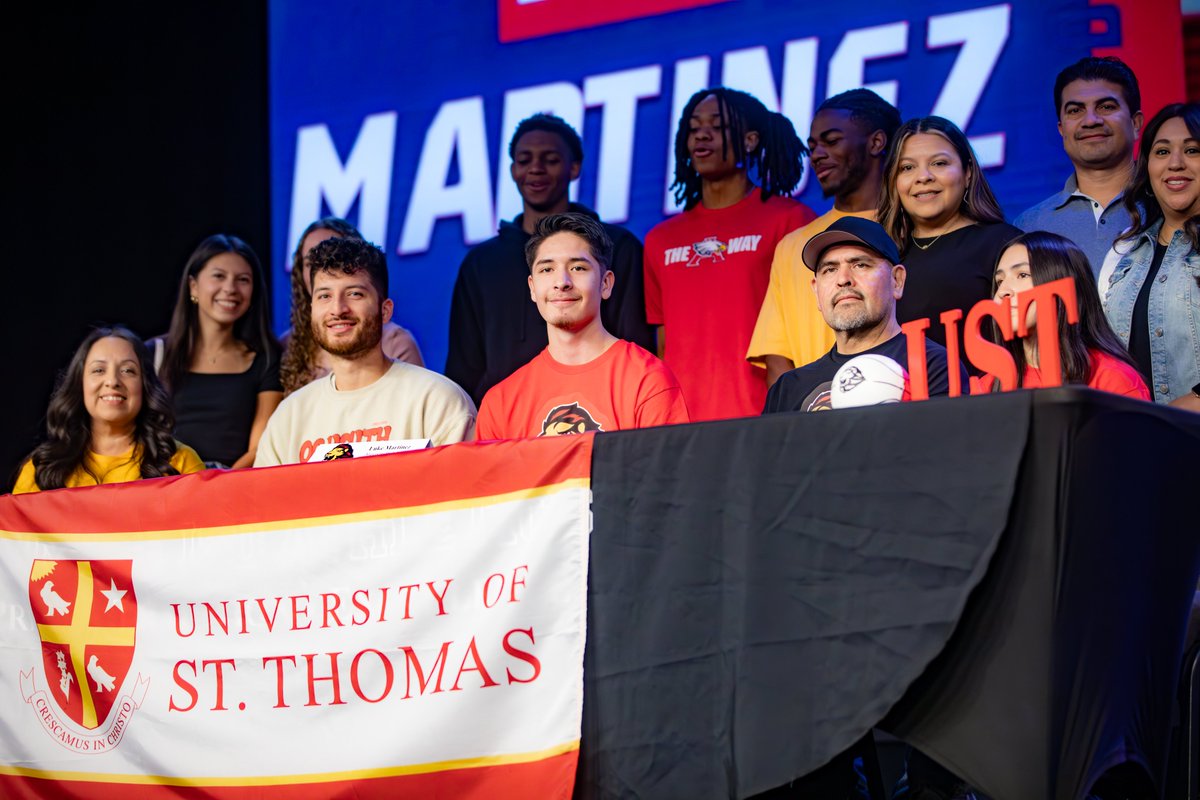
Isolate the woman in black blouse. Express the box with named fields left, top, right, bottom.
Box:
left=156, top=235, right=282, bottom=468
left=877, top=116, right=1021, bottom=350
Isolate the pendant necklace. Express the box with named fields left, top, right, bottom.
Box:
left=912, top=228, right=947, bottom=251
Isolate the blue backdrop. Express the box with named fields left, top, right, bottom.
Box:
left=270, top=0, right=1125, bottom=373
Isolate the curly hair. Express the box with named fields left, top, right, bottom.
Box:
left=307, top=237, right=389, bottom=297
left=280, top=218, right=363, bottom=394
left=1119, top=103, right=1200, bottom=251
left=989, top=232, right=1137, bottom=390
left=27, top=326, right=180, bottom=490
left=671, top=87, right=808, bottom=211
left=160, top=234, right=278, bottom=392
left=877, top=116, right=1006, bottom=247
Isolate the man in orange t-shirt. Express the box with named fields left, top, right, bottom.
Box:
left=478, top=213, right=689, bottom=439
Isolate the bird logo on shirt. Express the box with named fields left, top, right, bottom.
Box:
left=688, top=236, right=728, bottom=266
left=539, top=403, right=603, bottom=436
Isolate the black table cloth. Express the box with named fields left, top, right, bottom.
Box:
left=579, top=389, right=1200, bottom=800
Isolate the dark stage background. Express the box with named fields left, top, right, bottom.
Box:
left=5, top=4, right=270, bottom=490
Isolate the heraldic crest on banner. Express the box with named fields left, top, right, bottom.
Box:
left=21, top=559, right=149, bottom=752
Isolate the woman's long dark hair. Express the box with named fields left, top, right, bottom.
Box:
left=878, top=116, right=1006, bottom=247
left=160, top=234, right=277, bottom=391
left=28, top=326, right=180, bottom=490
left=280, top=217, right=363, bottom=394
left=670, top=87, right=807, bottom=211
left=1119, top=102, right=1200, bottom=250
left=990, top=232, right=1138, bottom=389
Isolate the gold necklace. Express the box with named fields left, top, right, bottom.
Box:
left=910, top=232, right=944, bottom=251
left=911, top=218, right=969, bottom=250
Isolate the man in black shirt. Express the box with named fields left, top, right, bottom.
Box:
left=764, top=217, right=961, bottom=413
left=445, top=113, right=655, bottom=405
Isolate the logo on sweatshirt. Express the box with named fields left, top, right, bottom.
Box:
left=539, top=403, right=603, bottom=436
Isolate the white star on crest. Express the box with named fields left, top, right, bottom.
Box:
left=100, top=578, right=127, bottom=613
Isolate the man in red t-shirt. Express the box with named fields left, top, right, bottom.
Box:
left=645, top=86, right=816, bottom=421
left=478, top=213, right=689, bottom=439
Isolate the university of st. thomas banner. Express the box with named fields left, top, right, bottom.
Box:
left=0, top=436, right=591, bottom=799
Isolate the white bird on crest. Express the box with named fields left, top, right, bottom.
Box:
left=87, top=655, right=116, bottom=693
left=41, top=581, right=71, bottom=617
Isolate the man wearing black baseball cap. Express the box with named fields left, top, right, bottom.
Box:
left=762, top=217, right=963, bottom=412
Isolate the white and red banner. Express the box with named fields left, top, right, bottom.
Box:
left=0, top=437, right=592, bottom=799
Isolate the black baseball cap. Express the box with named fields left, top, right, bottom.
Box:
left=801, top=217, right=900, bottom=271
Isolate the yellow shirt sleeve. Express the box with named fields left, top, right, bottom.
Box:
left=171, top=444, right=206, bottom=475
left=747, top=209, right=878, bottom=369
left=12, top=460, right=39, bottom=494
left=11, top=444, right=202, bottom=495
left=746, top=231, right=805, bottom=367
left=787, top=256, right=839, bottom=368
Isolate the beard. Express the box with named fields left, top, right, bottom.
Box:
left=826, top=295, right=886, bottom=333
left=547, top=311, right=589, bottom=333
left=312, top=308, right=384, bottom=358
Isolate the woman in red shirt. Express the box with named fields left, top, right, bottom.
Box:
left=981, top=231, right=1149, bottom=399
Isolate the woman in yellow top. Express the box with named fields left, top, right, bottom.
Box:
left=14, top=327, right=204, bottom=493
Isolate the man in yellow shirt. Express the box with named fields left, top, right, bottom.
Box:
left=747, top=89, right=901, bottom=386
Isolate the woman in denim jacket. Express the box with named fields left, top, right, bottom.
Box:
left=1103, top=103, right=1200, bottom=407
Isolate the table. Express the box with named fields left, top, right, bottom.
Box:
left=578, top=389, right=1200, bottom=800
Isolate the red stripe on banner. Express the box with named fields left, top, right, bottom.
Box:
left=0, top=749, right=578, bottom=799
left=0, top=436, right=592, bottom=534
left=497, top=0, right=732, bottom=43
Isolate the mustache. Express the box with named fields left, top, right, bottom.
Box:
left=833, top=290, right=864, bottom=304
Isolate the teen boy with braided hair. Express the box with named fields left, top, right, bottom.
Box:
left=644, top=87, right=816, bottom=420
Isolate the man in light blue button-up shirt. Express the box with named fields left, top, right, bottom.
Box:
left=1015, top=57, right=1143, bottom=277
